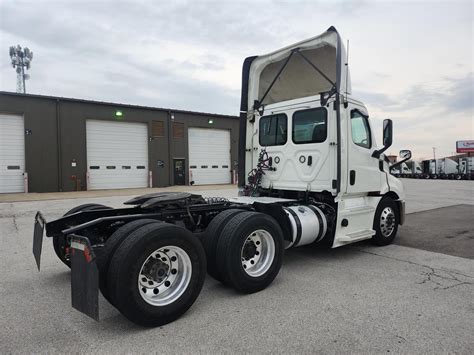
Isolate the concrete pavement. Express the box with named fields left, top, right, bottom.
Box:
left=0, top=179, right=473, bottom=353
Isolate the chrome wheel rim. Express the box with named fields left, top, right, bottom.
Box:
left=138, top=246, right=192, bottom=306
left=241, top=229, right=275, bottom=277
left=380, top=207, right=396, bottom=237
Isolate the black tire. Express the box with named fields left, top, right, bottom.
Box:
left=97, top=219, right=160, bottom=303
left=202, top=209, right=245, bottom=283
left=107, top=223, right=206, bottom=327
left=53, top=203, right=111, bottom=267
left=215, top=212, right=284, bottom=294
left=371, top=198, right=399, bottom=246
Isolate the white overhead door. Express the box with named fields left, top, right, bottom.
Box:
left=0, top=114, right=25, bottom=193
left=189, top=128, right=231, bottom=185
left=86, top=120, right=148, bottom=190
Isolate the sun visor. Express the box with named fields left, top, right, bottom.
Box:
left=246, top=27, right=351, bottom=111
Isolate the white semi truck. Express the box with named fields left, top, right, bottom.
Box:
left=390, top=162, right=412, bottom=178
left=458, top=157, right=473, bottom=179
left=33, top=27, right=408, bottom=327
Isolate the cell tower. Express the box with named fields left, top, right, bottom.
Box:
left=9, top=45, right=33, bottom=94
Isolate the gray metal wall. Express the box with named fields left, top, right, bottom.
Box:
left=0, top=92, right=239, bottom=193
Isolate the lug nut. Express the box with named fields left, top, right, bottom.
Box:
left=153, top=288, right=159, bottom=294
left=165, top=281, right=171, bottom=287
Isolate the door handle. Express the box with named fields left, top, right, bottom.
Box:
left=307, top=156, right=312, bottom=166
left=350, top=170, right=356, bottom=185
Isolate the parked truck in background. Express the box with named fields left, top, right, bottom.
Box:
left=32, top=27, right=409, bottom=327
left=396, top=157, right=472, bottom=180
left=457, top=156, right=473, bottom=180
left=407, top=160, right=422, bottom=178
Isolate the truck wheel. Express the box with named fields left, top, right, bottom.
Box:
left=53, top=203, right=111, bottom=267
left=216, top=212, right=284, bottom=294
left=455, top=174, right=462, bottom=180
left=107, top=223, right=206, bottom=327
left=202, top=209, right=245, bottom=283
left=97, top=218, right=160, bottom=303
left=371, top=198, right=399, bottom=246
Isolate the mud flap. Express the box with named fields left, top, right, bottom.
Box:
left=33, top=212, right=46, bottom=271
left=70, top=235, right=99, bottom=321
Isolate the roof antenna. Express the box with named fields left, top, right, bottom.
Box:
left=344, top=40, right=349, bottom=108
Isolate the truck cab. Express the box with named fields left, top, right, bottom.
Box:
left=238, top=26, right=405, bottom=247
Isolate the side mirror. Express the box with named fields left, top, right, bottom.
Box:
left=399, top=149, right=411, bottom=160
left=383, top=119, right=393, bottom=147
left=372, top=119, right=393, bottom=158
left=390, top=149, right=412, bottom=172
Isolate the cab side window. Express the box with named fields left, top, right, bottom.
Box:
left=351, top=110, right=371, bottom=149
left=292, top=107, right=327, bottom=144
left=259, top=114, right=287, bottom=146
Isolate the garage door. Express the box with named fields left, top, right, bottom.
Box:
left=86, top=120, right=148, bottom=190
left=189, top=128, right=231, bottom=185
left=0, top=114, right=25, bottom=193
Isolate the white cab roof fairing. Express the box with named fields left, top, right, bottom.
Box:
left=245, top=26, right=351, bottom=114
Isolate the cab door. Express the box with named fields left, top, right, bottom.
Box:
left=346, top=105, right=383, bottom=194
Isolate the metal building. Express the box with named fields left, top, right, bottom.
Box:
left=0, top=92, right=239, bottom=193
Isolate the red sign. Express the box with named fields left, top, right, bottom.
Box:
left=456, top=140, right=474, bottom=153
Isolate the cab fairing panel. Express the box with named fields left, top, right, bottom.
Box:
left=246, top=27, right=351, bottom=114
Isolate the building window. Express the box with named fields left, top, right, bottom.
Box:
left=152, top=121, right=164, bottom=137
left=173, top=122, right=184, bottom=138
left=292, top=108, right=327, bottom=144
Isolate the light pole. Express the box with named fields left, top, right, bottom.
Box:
left=432, top=147, right=437, bottom=173
left=9, top=45, right=33, bottom=94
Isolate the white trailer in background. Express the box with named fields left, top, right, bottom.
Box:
left=437, top=158, right=458, bottom=179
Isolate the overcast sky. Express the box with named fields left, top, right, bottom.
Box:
left=1, top=0, right=472, bottom=159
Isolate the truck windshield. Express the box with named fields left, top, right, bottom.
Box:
left=259, top=114, right=287, bottom=146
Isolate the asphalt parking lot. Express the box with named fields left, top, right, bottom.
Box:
left=0, top=179, right=473, bottom=353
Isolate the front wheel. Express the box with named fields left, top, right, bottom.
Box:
left=107, top=223, right=206, bottom=327
left=371, top=198, right=399, bottom=246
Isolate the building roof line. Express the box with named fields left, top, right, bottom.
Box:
left=0, top=91, right=239, bottom=119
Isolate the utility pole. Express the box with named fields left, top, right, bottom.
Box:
left=432, top=147, right=437, bottom=173
left=9, top=45, right=33, bottom=93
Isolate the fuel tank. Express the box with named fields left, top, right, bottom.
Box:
left=284, top=204, right=327, bottom=248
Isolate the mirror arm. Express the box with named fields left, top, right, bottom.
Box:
left=390, top=155, right=411, bottom=171
left=372, top=146, right=389, bottom=159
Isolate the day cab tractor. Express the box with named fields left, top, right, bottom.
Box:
left=33, top=27, right=409, bottom=327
